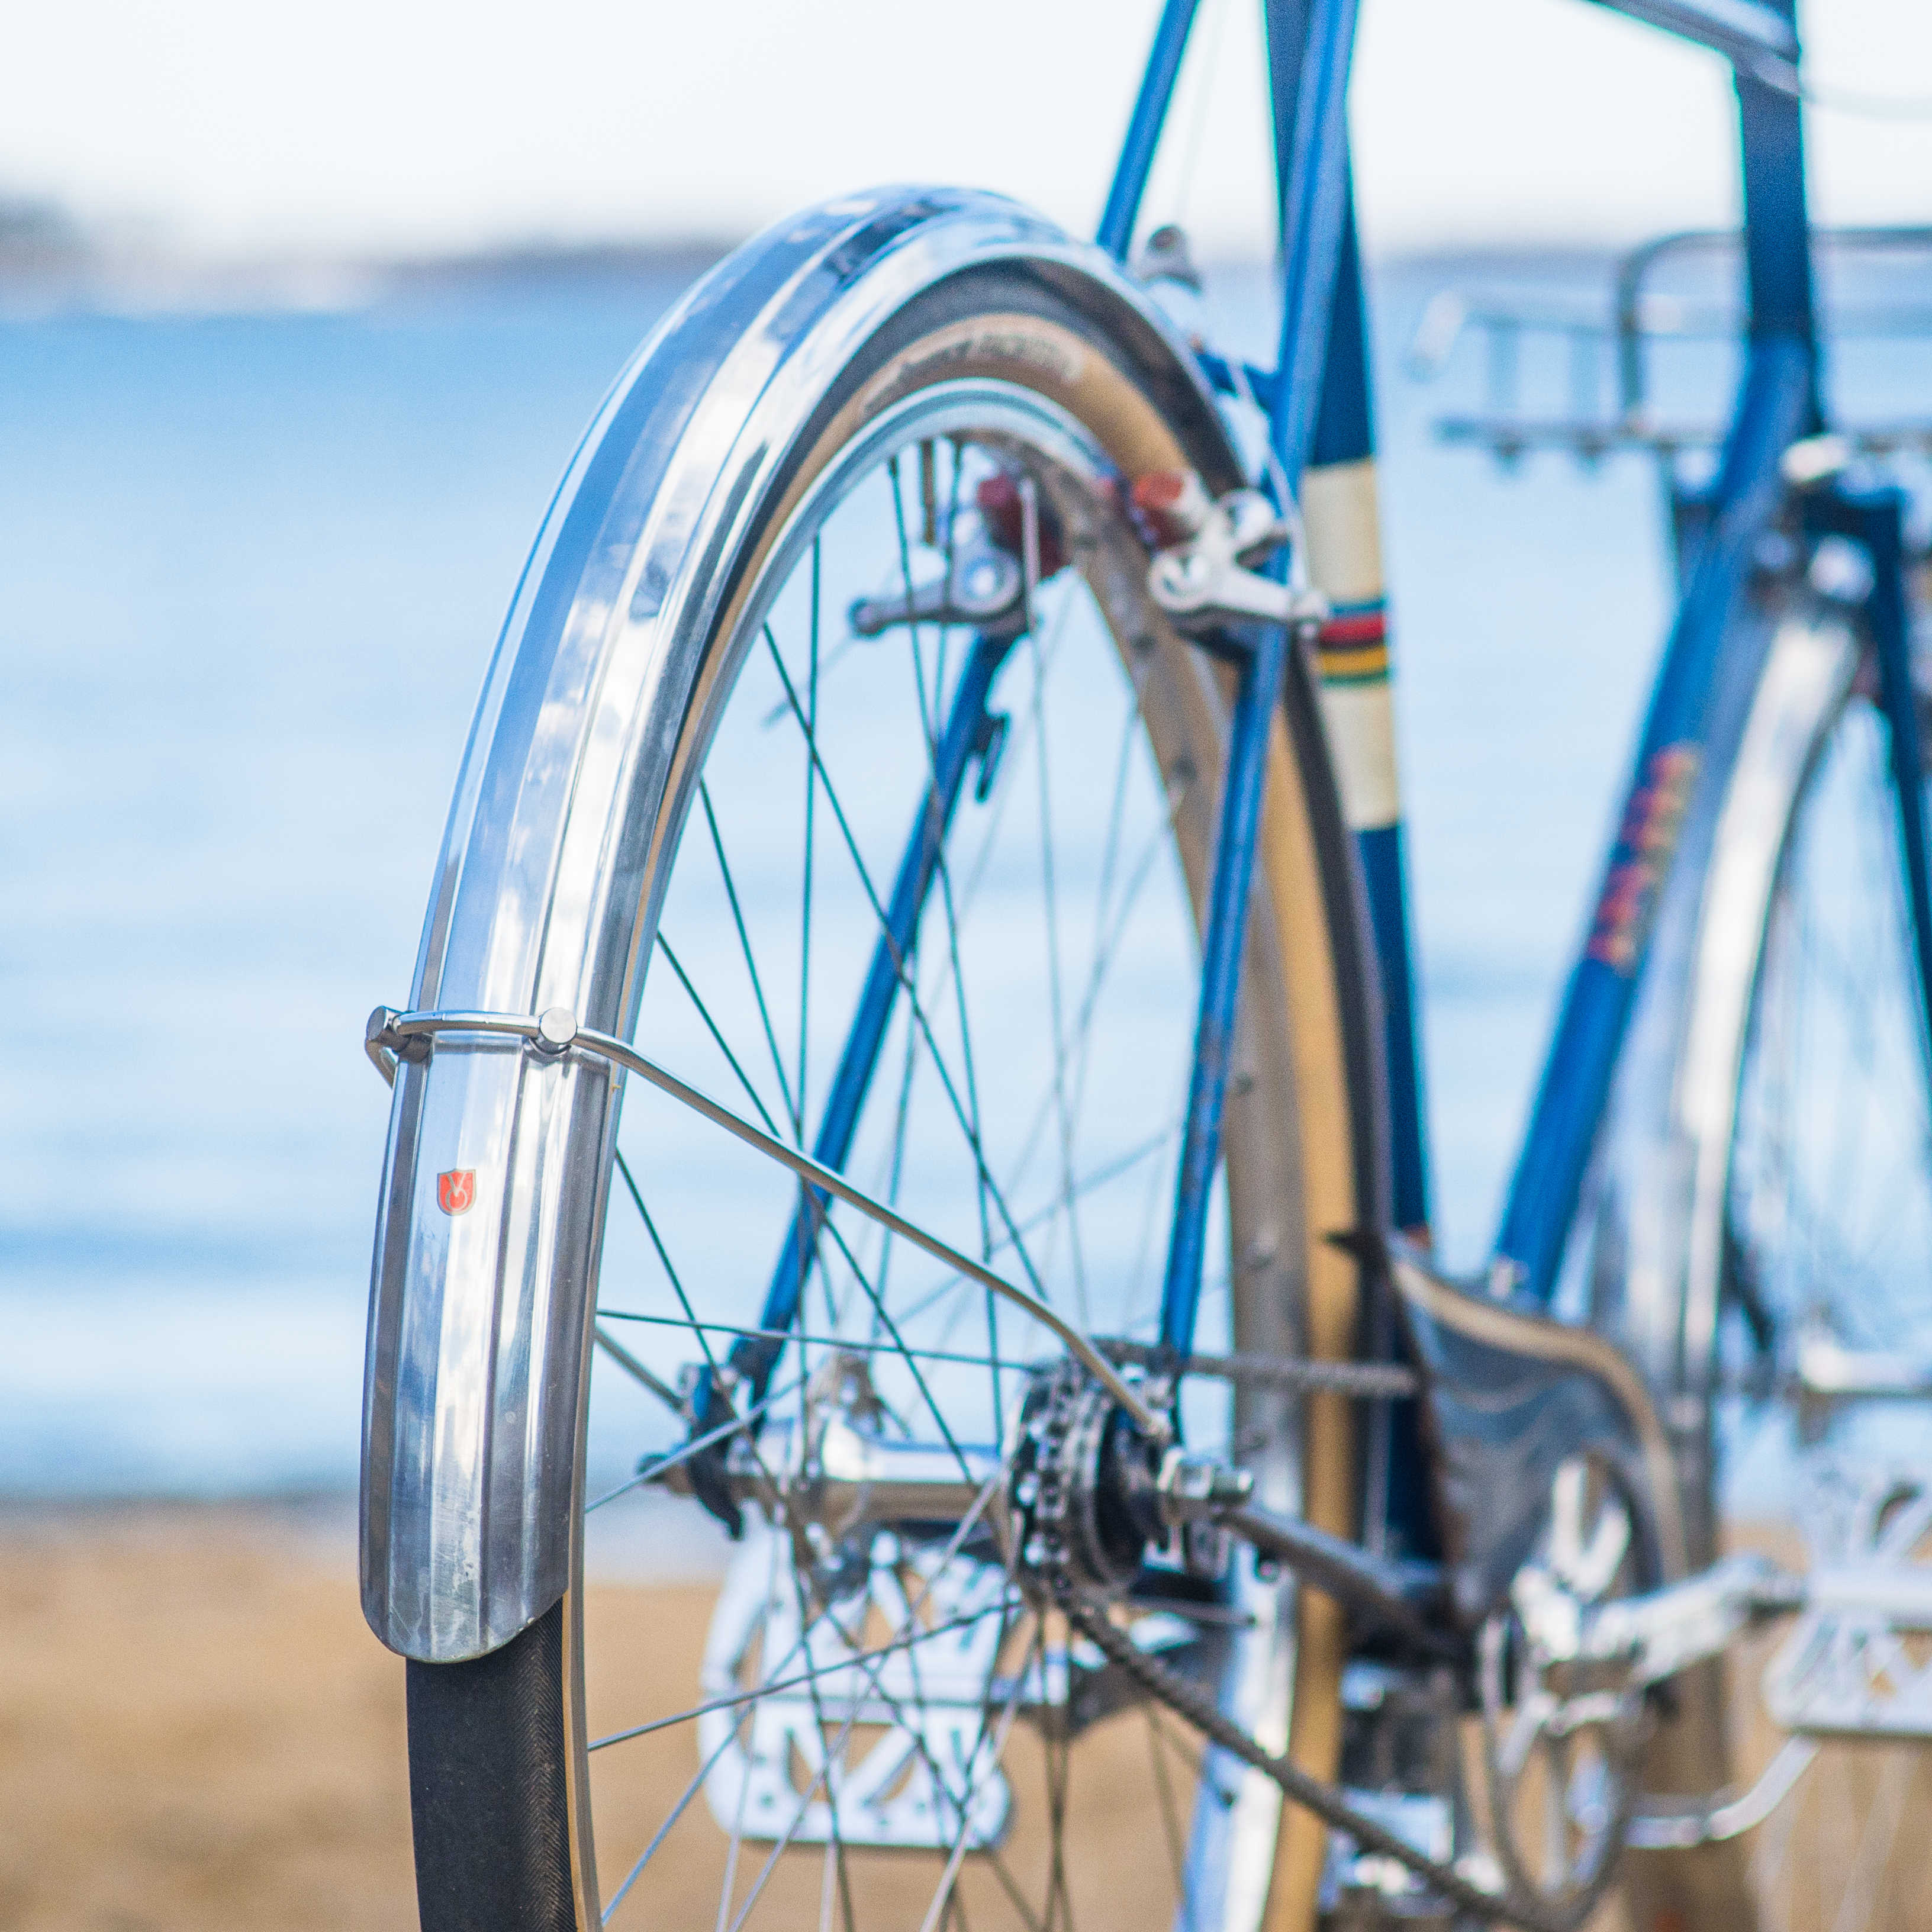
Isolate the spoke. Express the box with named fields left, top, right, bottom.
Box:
left=1017, top=506, right=1089, bottom=1324
left=994, top=1118, right=1183, bottom=1262
left=979, top=1834, right=1049, bottom=1932
left=1123, top=1077, right=1189, bottom=1317
left=611, top=1145, right=823, bottom=1509
left=715, top=1541, right=762, bottom=1932
left=808, top=1544, right=1042, bottom=1928
left=868, top=990, right=926, bottom=1311
left=595, top=1463, right=1009, bottom=1794
left=784, top=1502, right=855, bottom=1932
left=1057, top=688, right=1173, bottom=1171
left=1148, top=1701, right=1208, bottom=1781
left=697, top=779, right=800, bottom=1133
left=759, top=623, right=1055, bottom=1310
left=1143, top=1708, right=1188, bottom=1900
left=714, top=1487, right=1014, bottom=1932
left=601, top=1712, right=746, bottom=1923
left=593, top=1306, right=1022, bottom=1378
left=890, top=455, right=1002, bottom=1435
left=594, top=1324, right=682, bottom=1413
left=1042, top=1652, right=1076, bottom=1932
left=587, top=1598, right=1002, bottom=1752
left=604, top=1151, right=819, bottom=1535
left=1088, top=682, right=1147, bottom=984
left=656, top=932, right=787, bottom=1138
left=794, top=543, right=826, bottom=1354
left=890, top=458, right=991, bottom=1250
left=790, top=1185, right=980, bottom=1479
left=861, top=577, right=1099, bottom=1252
left=994, top=762, right=1192, bottom=1232
left=861, top=1113, right=1190, bottom=1337
left=587, top=1009, right=1163, bottom=1434
left=913, top=1615, right=1041, bottom=1932
left=800, top=536, right=821, bottom=1134
left=587, top=1377, right=803, bottom=1512
left=616, top=1149, right=729, bottom=1386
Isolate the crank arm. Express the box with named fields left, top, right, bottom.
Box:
left=1518, top=1548, right=1927, bottom=1690
left=1567, top=1552, right=1796, bottom=1685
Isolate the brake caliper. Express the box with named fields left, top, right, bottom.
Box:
left=1134, top=470, right=1329, bottom=632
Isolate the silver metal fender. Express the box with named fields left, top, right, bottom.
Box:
left=359, top=185, right=1247, bottom=1661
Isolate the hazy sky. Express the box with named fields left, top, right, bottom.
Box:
left=1, top=0, right=1926, bottom=257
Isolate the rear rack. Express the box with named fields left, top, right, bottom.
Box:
left=1411, top=225, right=1932, bottom=469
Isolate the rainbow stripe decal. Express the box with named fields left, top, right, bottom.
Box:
left=1315, top=600, right=1389, bottom=685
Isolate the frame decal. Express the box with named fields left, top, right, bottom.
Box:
left=1586, top=743, right=1702, bottom=972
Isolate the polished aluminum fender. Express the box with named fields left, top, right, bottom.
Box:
left=359, top=185, right=1253, bottom=1663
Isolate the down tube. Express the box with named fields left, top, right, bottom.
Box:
left=1495, top=342, right=1812, bottom=1301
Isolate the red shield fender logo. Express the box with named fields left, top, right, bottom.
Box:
left=437, top=1170, right=477, bottom=1216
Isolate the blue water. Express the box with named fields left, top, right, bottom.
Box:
left=0, top=255, right=1905, bottom=1495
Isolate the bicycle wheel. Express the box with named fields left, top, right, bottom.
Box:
left=1603, top=582, right=1932, bottom=1932
left=363, top=191, right=1381, bottom=1932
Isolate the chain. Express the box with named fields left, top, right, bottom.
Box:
left=1010, top=1369, right=1563, bottom=1929
left=1099, top=1338, right=1418, bottom=1399
left=1010, top=1355, right=1557, bottom=1932
left=1048, top=1575, right=1564, bottom=1932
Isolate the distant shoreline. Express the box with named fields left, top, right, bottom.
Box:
left=0, top=228, right=1651, bottom=320
left=0, top=233, right=740, bottom=317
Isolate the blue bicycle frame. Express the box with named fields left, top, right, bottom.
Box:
left=715, top=0, right=1932, bottom=1518
left=1097, top=0, right=1932, bottom=1464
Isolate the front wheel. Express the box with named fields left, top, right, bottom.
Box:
left=1606, top=584, right=1932, bottom=1932
left=377, top=194, right=1382, bottom=1932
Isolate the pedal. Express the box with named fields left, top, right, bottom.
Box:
left=1763, top=1457, right=1932, bottom=1739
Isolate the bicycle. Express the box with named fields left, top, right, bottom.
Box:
left=358, top=1, right=1932, bottom=1927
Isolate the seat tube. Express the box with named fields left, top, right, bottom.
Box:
left=1302, top=179, right=1437, bottom=1557
left=1303, top=179, right=1429, bottom=1240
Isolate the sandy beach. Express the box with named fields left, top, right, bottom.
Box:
left=7, top=1505, right=1927, bottom=1932
left=1, top=1502, right=414, bottom=1931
